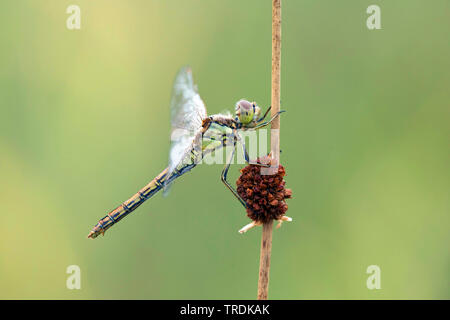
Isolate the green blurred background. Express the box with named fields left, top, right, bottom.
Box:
left=0, top=0, right=449, bottom=299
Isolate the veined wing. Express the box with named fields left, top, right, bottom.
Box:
left=165, top=67, right=207, bottom=189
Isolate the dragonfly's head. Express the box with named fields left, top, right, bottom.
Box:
left=235, top=99, right=261, bottom=126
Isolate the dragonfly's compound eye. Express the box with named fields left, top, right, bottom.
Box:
left=236, top=99, right=254, bottom=124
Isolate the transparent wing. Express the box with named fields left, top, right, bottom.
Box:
left=170, top=67, right=206, bottom=133
left=164, top=67, right=207, bottom=193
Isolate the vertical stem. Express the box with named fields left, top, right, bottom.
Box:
left=257, top=219, right=274, bottom=300
left=270, top=0, right=281, bottom=166
left=257, top=0, right=281, bottom=300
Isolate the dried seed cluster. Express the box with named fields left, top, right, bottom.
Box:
left=236, top=156, right=292, bottom=223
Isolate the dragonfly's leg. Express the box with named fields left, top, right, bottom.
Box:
left=257, top=105, right=272, bottom=122
left=238, top=220, right=262, bottom=234
left=238, top=136, right=270, bottom=168
left=253, top=110, right=285, bottom=130
left=221, top=142, right=247, bottom=208
left=276, top=215, right=293, bottom=229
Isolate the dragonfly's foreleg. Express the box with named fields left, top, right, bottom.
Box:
left=256, top=105, right=272, bottom=122
left=252, top=110, right=285, bottom=130
left=221, top=141, right=247, bottom=208
left=236, top=133, right=270, bottom=168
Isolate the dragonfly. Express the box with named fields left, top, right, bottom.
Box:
left=87, top=67, right=289, bottom=239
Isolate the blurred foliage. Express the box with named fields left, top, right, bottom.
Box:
left=0, top=0, right=449, bottom=299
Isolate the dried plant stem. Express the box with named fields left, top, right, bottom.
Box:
left=257, top=219, right=274, bottom=300
left=257, top=0, right=281, bottom=300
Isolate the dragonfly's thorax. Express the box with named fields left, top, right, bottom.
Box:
left=204, top=114, right=240, bottom=130
left=198, top=114, right=238, bottom=153
left=202, top=115, right=236, bottom=138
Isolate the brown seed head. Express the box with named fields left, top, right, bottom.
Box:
left=236, top=156, right=292, bottom=223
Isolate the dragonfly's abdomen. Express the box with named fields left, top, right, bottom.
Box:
left=88, top=168, right=170, bottom=239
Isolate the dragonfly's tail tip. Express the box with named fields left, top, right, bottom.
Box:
left=87, top=231, right=96, bottom=239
